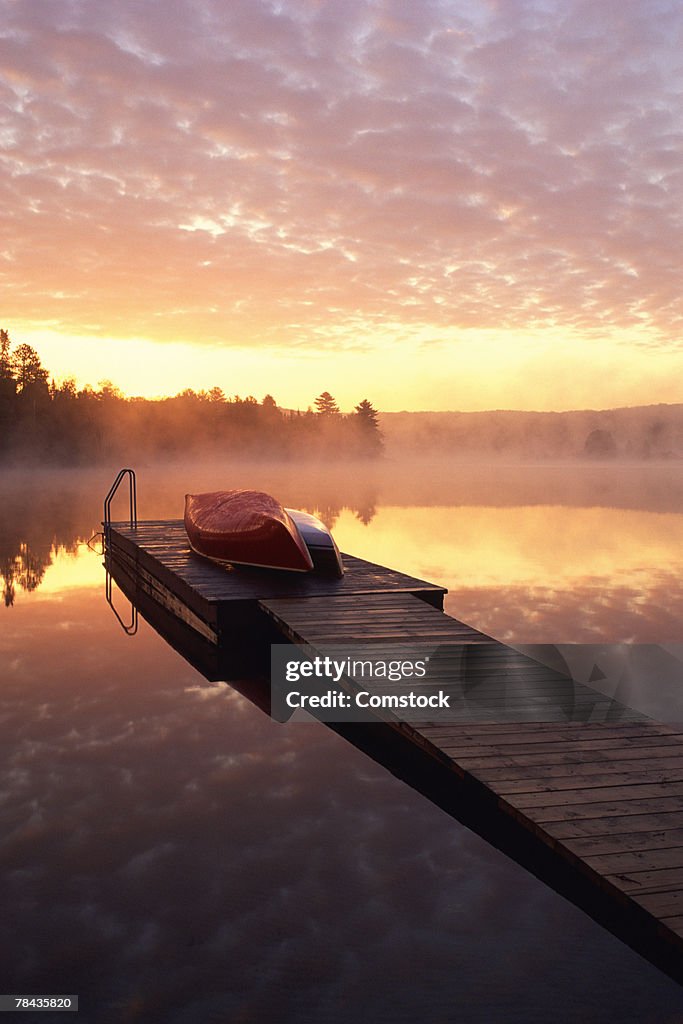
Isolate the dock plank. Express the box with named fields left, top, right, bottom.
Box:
left=551, top=815, right=683, bottom=841
left=564, top=827, right=683, bottom=857
left=583, top=847, right=683, bottom=875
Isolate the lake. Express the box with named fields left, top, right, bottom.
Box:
left=2, top=460, right=683, bottom=1022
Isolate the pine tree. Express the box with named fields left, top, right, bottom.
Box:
left=352, top=399, right=383, bottom=456
left=354, top=399, right=379, bottom=428
left=314, top=391, right=340, bottom=415
left=0, top=329, right=13, bottom=381
left=11, top=343, right=48, bottom=393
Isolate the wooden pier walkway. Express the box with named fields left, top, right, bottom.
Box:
left=106, top=521, right=683, bottom=985
left=262, top=592, right=644, bottom=723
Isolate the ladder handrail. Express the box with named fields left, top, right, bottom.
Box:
left=103, top=468, right=137, bottom=538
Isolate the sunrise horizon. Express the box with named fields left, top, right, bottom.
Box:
left=4, top=323, right=682, bottom=414
left=4, top=1, right=683, bottom=416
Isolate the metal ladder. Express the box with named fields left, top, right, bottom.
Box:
left=103, top=467, right=137, bottom=545
left=103, top=468, right=138, bottom=635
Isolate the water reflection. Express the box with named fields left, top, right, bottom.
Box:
left=0, top=468, right=108, bottom=605
left=0, top=482, right=94, bottom=604
left=324, top=502, right=683, bottom=645
left=3, top=464, right=683, bottom=1021
left=3, top=590, right=683, bottom=1022
left=1, top=540, right=46, bottom=605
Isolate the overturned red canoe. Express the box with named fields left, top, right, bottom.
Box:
left=184, top=489, right=314, bottom=572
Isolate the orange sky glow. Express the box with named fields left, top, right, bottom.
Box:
left=3, top=0, right=683, bottom=411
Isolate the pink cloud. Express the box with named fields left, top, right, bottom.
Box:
left=2, top=0, right=683, bottom=348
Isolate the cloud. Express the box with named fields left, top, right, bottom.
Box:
left=2, top=0, right=683, bottom=352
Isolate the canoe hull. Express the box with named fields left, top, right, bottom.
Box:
left=184, top=490, right=314, bottom=573
left=286, top=508, right=344, bottom=578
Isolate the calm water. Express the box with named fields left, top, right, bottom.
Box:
left=2, top=461, right=683, bottom=1023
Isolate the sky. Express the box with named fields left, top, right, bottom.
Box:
left=2, top=0, right=683, bottom=410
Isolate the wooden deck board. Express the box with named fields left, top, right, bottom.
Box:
left=564, top=827, right=683, bottom=856
left=551, top=815, right=683, bottom=841
left=471, top=752, right=683, bottom=780
left=440, top=734, right=683, bottom=758
left=513, top=781, right=683, bottom=808
left=583, top=846, right=683, bottom=875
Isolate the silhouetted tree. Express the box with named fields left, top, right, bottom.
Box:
left=354, top=398, right=379, bottom=428
left=260, top=393, right=281, bottom=431
left=0, top=331, right=17, bottom=451
left=97, top=379, right=124, bottom=401
left=11, top=343, right=48, bottom=393
left=352, top=398, right=383, bottom=456
left=54, top=377, right=77, bottom=400
left=314, top=391, right=340, bottom=415
left=0, top=329, right=13, bottom=381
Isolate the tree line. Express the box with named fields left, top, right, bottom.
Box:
left=0, top=331, right=383, bottom=463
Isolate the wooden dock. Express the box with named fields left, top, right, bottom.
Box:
left=107, top=521, right=445, bottom=643
left=106, top=521, right=683, bottom=986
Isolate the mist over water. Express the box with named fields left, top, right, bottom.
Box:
left=5, top=457, right=683, bottom=646
left=2, top=459, right=683, bottom=1021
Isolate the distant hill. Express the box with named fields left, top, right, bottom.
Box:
left=378, top=404, right=683, bottom=460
